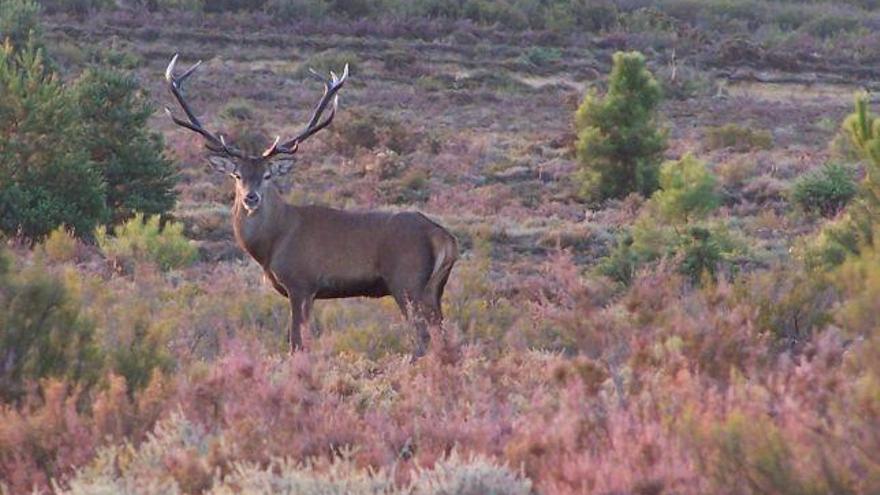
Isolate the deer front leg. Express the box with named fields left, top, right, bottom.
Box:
left=287, top=294, right=314, bottom=355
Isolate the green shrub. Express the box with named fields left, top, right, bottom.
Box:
left=296, top=49, right=357, bottom=79
left=39, top=0, right=112, bottom=15
left=519, top=46, right=562, bottom=69
left=0, top=0, right=41, bottom=50
left=802, top=13, right=861, bottom=39
left=654, top=153, right=719, bottom=223
left=791, top=163, right=857, bottom=218
left=705, top=123, right=773, bottom=151
left=0, top=248, right=104, bottom=401
left=0, top=39, right=107, bottom=241
left=678, top=226, right=724, bottom=283
left=574, top=51, right=666, bottom=201
left=806, top=95, right=880, bottom=268
left=597, top=234, right=639, bottom=286
left=73, top=68, right=177, bottom=224
left=98, top=213, right=197, bottom=272
left=41, top=226, right=80, bottom=263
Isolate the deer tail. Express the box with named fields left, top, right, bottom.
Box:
left=426, top=229, right=458, bottom=298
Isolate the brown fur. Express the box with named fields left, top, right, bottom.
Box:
left=225, top=156, right=457, bottom=357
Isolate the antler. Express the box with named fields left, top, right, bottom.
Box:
left=165, top=54, right=243, bottom=158
left=262, top=64, right=349, bottom=159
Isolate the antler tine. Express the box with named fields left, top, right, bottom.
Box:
left=263, top=64, right=349, bottom=159
left=164, top=54, right=241, bottom=157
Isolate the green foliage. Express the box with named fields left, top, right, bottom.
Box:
left=792, top=163, right=857, bottom=218
left=1, top=30, right=176, bottom=241
left=678, top=226, right=724, bottom=283
left=38, top=0, right=112, bottom=15
left=599, top=155, right=736, bottom=285
left=806, top=95, right=880, bottom=268
left=73, top=68, right=177, bottom=224
left=705, top=123, right=773, bottom=151
left=654, top=153, right=719, bottom=223
left=98, top=213, right=197, bottom=272
left=574, top=51, right=666, bottom=201
left=0, top=39, right=107, bottom=241
left=0, top=247, right=104, bottom=401
left=0, top=0, right=41, bottom=50
left=41, top=225, right=80, bottom=263
left=597, top=234, right=639, bottom=286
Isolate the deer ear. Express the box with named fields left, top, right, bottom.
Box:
left=207, top=156, right=237, bottom=175
left=270, top=159, right=294, bottom=176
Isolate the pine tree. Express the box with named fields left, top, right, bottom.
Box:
left=809, top=95, right=880, bottom=267
left=74, top=68, right=177, bottom=224
left=0, top=38, right=107, bottom=240
left=574, top=51, right=666, bottom=201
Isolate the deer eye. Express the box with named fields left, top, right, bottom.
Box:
left=263, top=171, right=272, bottom=180
left=230, top=171, right=241, bottom=180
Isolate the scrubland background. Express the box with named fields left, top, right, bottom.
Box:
left=3, top=0, right=880, bottom=493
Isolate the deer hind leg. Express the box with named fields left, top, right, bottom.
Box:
left=391, top=289, right=431, bottom=359
left=287, top=293, right=314, bottom=355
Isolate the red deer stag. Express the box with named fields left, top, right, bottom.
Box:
left=164, top=54, right=457, bottom=358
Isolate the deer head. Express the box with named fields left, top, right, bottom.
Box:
left=164, top=54, right=348, bottom=213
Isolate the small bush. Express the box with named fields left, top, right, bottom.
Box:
left=574, top=51, right=666, bottom=201
left=0, top=0, right=41, bottom=50
left=802, top=13, right=861, bottom=39
left=296, top=49, right=357, bottom=79
left=705, top=123, right=773, bottom=151
left=654, top=153, right=719, bottom=223
left=98, top=213, right=197, bottom=272
left=41, top=226, right=80, bottom=263
left=792, top=163, right=857, bottom=218
left=0, top=250, right=104, bottom=402
left=412, top=452, right=532, bottom=495
left=39, top=0, right=112, bottom=15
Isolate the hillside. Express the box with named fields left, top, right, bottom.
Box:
left=3, top=2, right=880, bottom=493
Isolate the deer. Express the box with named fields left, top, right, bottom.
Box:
left=164, top=54, right=458, bottom=359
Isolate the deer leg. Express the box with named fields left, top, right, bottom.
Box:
left=392, top=291, right=431, bottom=359
left=287, top=293, right=315, bottom=355
left=287, top=296, right=304, bottom=354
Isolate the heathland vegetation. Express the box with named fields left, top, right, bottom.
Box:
left=3, top=0, right=880, bottom=492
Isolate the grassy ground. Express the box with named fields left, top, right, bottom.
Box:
left=3, top=5, right=880, bottom=493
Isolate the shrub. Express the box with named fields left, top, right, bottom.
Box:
left=806, top=95, right=880, bottom=267
left=0, top=249, right=104, bottom=402
left=73, top=68, right=178, bottom=224
left=654, top=153, right=719, bottom=223
left=41, top=226, right=81, bottom=263
left=705, top=123, right=773, bottom=151
left=38, top=0, right=112, bottom=15
left=296, top=49, right=357, bottom=79
left=97, top=213, right=197, bottom=272
left=574, top=51, right=666, bottom=201
left=0, top=39, right=107, bottom=241
left=0, top=0, right=41, bottom=50
left=412, top=452, right=532, bottom=495
left=791, top=163, right=857, bottom=218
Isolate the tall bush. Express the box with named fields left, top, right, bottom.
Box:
left=73, top=68, right=177, bottom=224
left=574, top=51, right=666, bottom=201
left=808, top=95, right=880, bottom=267
left=0, top=39, right=107, bottom=241
left=0, top=246, right=104, bottom=402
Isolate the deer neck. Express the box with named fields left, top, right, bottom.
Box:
left=231, top=187, right=288, bottom=267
